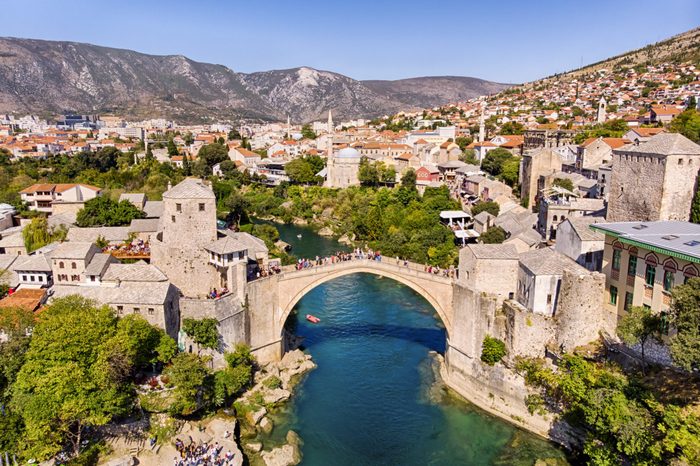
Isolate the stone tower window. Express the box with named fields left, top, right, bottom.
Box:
left=59, top=261, right=64, bottom=269
left=71, top=262, right=76, bottom=269
left=176, top=203, right=182, bottom=212
left=171, top=215, right=176, bottom=223
left=678, top=159, right=684, bottom=165
left=199, top=203, right=205, bottom=211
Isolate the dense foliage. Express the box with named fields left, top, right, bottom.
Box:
left=0, top=297, right=177, bottom=460
left=517, top=355, right=700, bottom=465
left=669, top=278, right=700, bottom=370
left=669, top=109, right=700, bottom=143
left=239, top=184, right=460, bottom=267
left=358, top=158, right=397, bottom=186
left=22, top=216, right=67, bottom=252
left=181, top=318, right=220, bottom=353
left=284, top=154, right=325, bottom=184
left=471, top=201, right=499, bottom=217
left=479, top=226, right=507, bottom=244
left=76, top=196, right=145, bottom=227
left=480, top=148, right=519, bottom=187
left=480, top=335, right=507, bottom=365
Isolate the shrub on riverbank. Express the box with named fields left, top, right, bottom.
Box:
left=516, top=354, right=700, bottom=465
left=481, top=336, right=507, bottom=365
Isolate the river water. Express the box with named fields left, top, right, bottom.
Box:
left=257, top=222, right=568, bottom=465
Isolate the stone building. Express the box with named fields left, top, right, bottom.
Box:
left=520, top=148, right=563, bottom=209
left=537, top=188, right=605, bottom=241
left=325, top=147, right=362, bottom=188
left=150, top=178, right=220, bottom=297
left=554, top=217, right=604, bottom=271
left=606, top=133, right=700, bottom=222
left=591, top=221, right=700, bottom=317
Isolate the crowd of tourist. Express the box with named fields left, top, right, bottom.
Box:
left=207, top=288, right=229, bottom=299
left=424, top=264, right=457, bottom=278
left=102, top=239, right=151, bottom=257
left=295, top=248, right=383, bottom=270
left=171, top=436, right=236, bottom=466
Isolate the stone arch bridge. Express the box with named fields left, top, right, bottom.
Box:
left=245, top=258, right=456, bottom=362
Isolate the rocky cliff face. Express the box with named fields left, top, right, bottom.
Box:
left=0, top=37, right=510, bottom=123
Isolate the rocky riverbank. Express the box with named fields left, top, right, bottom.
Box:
left=236, top=349, right=317, bottom=466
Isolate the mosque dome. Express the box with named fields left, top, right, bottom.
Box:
left=336, top=147, right=360, bottom=159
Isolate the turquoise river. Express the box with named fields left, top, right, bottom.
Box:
left=256, top=221, right=569, bottom=465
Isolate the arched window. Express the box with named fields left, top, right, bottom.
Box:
left=683, top=265, right=699, bottom=284
left=71, top=262, right=77, bottom=269
left=663, top=259, right=678, bottom=292
left=553, top=215, right=558, bottom=222
left=59, top=261, right=64, bottom=269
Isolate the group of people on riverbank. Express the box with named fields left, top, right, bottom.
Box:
left=172, top=437, right=235, bottom=466
left=295, top=248, right=383, bottom=270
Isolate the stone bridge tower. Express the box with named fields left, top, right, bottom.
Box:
left=151, top=178, right=219, bottom=297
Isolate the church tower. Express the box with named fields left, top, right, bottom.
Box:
left=596, top=97, right=607, bottom=124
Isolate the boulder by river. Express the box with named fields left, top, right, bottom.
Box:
left=317, top=226, right=334, bottom=237
left=261, top=430, right=303, bottom=466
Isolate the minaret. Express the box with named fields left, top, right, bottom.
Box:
left=286, top=115, right=291, bottom=140
left=478, top=105, right=485, bottom=143
left=596, top=97, right=607, bottom=124
left=327, top=110, right=334, bottom=156
left=325, top=110, right=334, bottom=187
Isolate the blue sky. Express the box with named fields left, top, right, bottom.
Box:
left=3, top=0, right=699, bottom=83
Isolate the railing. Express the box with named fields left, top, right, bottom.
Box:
left=277, top=256, right=457, bottom=282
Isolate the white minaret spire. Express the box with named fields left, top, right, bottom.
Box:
left=286, top=115, right=291, bottom=139
left=478, top=105, right=485, bottom=143
left=327, top=110, right=334, bottom=157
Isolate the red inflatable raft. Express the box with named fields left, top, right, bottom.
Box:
left=306, top=314, right=321, bottom=324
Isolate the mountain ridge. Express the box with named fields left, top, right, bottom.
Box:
left=0, top=37, right=510, bottom=123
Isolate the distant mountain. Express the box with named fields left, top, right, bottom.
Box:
left=362, top=76, right=509, bottom=109
left=0, top=37, right=510, bottom=123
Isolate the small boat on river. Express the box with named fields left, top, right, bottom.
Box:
left=306, top=314, right=320, bottom=324
left=297, top=234, right=302, bottom=238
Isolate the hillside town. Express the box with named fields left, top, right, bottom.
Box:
left=1, top=23, right=700, bottom=466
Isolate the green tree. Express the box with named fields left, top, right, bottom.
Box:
left=552, top=177, right=575, bottom=192
left=617, top=306, right=661, bottom=372
left=691, top=182, right=700, bottom=224
left=479, top=226, right=507, bottom=244
left=499, top=157, right=520, bottom=187
left=481, top=148, right=513, bottom=176
left=669, top=109, right=700, bottom=143
left=301, top=124, right=317, bottom=140
left=400, top=168, right=417, bottom=190
left=285, top=155, right=324, bottom=185
left=224, top=190, right=249, bottom=227
left=198, top=143, right=229, bottom=167
left=480, top=335, right=506, bottom=365
left=455, top=136, right=473, bottom=150
left=227, top=129, right=242, bottom=141
left=471, top=201, right=499, bottom=217
left=182, top=318, right=219, bottom=353
left=459, top=149, right=479, bottom=165
left=76, top=196, right=145, bottom=227
left=669, top=278, right=700, bottom=371
left=22, top=217, right=68, bottom=253
left=358, top=158, right=380, bottom=186
left=11, top=296, right=132, bottom=459
left=164, top=353, right=212, bottom=416
left=167, top=138, right=179, bottom=156
left=213, top=344, right=255, bottom=407
left=499, top=121, right=525, bottom=135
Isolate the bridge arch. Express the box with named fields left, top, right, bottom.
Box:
left=276, top=263, right=454, bottom=339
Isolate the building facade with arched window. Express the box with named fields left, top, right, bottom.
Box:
left=591, top=221, right=700, bottom=317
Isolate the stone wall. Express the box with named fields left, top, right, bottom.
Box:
left=443, top=346, right=552, bottom=438
left=607, top=152, right=666, bottom=221
left=555, top=269, right=611, bottom=352
left=660, top=154, right=699, bottom=221
left=503, top=300, right=554, bottom=359
left=151, top=236, right=219, bottom=297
